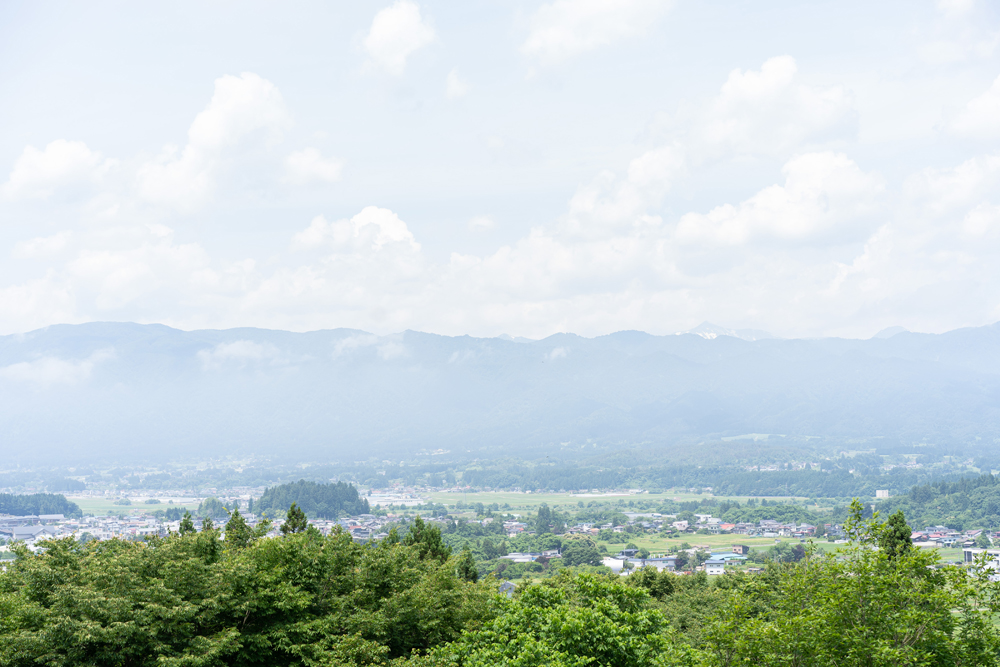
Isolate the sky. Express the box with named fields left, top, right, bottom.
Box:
left=1, top=0, right=1000, bottom=340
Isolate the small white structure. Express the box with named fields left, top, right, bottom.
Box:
left=875, top=490, right=889, bottom=499
left=705, top=558, right=726, bottom=575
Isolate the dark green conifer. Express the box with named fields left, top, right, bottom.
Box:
left=178, top=511, right=195, bottom=536
left=878, top=510, right=913, bottom=559
left=456, top=548, right=478, bottom=582
left=281, top=502, right=308, bottom=535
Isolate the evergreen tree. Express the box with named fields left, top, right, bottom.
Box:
left=534, top=503, right=552, bottom=534
left=281, top=502, right=308, bottom=535
left=456, top=548, right=478, bottom=583
left=178, top=511, right=195, bottom=536
left=224, top=507, right=270, bottom=549
left=878, top=509, right=913, bottom=559
left=403, top=515, right=452, bottom=563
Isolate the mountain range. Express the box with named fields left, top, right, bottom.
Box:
left=1, top=321, right=998, bottom=463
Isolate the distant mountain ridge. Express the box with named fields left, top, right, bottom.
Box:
left=2, top=321, right=1000, bottom=463
left=675, top=322, right=776, bottom=341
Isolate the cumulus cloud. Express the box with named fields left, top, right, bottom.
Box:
left=291, top=207, right=419, bottom=253
left=136, top=73, right=291, bottom=210
left=695, top=56, right=855, bottom=157
left=11, top=231, right=73, bottom=259
left=952, top=75, right=1000, bottom=138
left=522, top=0, right=671, bottom=66
left=283, top=148, right=343, bottom=185
left=675, top=152, right=884, bottom=246
left=445, top=68, right=468, bottom=99
left=0, top=349, right=114, bottom=387
left=364, top=1, right=435, bottom=76
left=564, top=144, right=684, bottom=236
left=1, top=140, right=115, bottom=200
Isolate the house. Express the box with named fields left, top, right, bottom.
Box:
left=964, top=548, right=1000, bottom=580
left=732, top=544, right=750, bottom=555
left=704, top=558, right=727, bottom=576
left=672, top=520, right=689, bottom=531
left=2, top=525, right=58, bottom=541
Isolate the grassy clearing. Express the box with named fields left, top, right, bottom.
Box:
left=69, top=497, right=201, bottom=515
left=595, top=532, right=836, bottom=555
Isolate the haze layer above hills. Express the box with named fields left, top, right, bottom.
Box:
left=1, top=322, right=998, bottom=464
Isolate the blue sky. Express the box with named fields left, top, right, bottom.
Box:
left=2, top=0, right=999, bottom=339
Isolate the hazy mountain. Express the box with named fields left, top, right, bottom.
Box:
left=676, top=322, right=776, bottom=341
left=1, top=322, right=999, bottom=463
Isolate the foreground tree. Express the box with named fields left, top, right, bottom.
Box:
left=701, top=502, right=1000, bottom=666
left=405, top=572, right=692, bottom=667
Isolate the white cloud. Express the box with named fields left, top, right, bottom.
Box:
left=952, top=75, right=1000, bottom=138
left=905, top=154, right=1000, bottom=214
left=0, top=349, right=114, bottom=387
left=962, top=202, right=1000, bottom=237
left=696, top=56, right=855, bottom=157
left=565, top=144, right=684, bottom=236
left=676, top=152, right=884, bottom=246
left=545, top=346, right=568, bottom=360
left=1, top=140, right=115, bottom=200
left=291, top=207, right=419, bottom=252
left=197, top=340, right=284, bottom=370
left=350, top=206, right=420, bottom=251
left=377, top=340, right=407, bottom=360
left=364, top=1, right=435, bottom=76
left=332, top=333, right=379, bottom=358
left=283, top=148, right=343, bottom=185
left=12, top=231, right=73, bottom=259
left=469, top=215, right=494, bottom=231
left=446, top=68, right=468, bottom=99
left=292, top=215, right=334, bottom=250
left=522, top=0, right=671, bottom=66
left=136, top=72, right=291, bottom=211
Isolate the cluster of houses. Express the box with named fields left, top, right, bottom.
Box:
left=559, top=513, right=822, bottom=539
left=912, top=526, right=991, bottom=548
left=0, top=511, right=397, bottom=551
left=602, top=545, right=751, bottom=575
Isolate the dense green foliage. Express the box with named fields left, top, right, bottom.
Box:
left=256, top=480, right=370, bottom=519
left=0, top=492, right=81, bottom=518
left=2, top=505, right=998, bottom=666
left=0, top=524, right=490, bottom=666
left=876, top=473, right=1000, bottom=530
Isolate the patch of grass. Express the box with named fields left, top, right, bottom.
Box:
left=69, top=497, right=201, bottom=515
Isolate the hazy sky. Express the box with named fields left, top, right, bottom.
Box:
left=2, top=0, right=1000, bottom=339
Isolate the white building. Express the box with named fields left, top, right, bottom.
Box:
left=875, top=490, right=889, bottom=499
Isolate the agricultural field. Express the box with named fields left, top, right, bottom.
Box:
left=69, top=496, right=202, bottom=515
left=426, top=489, right=819, bottom=512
